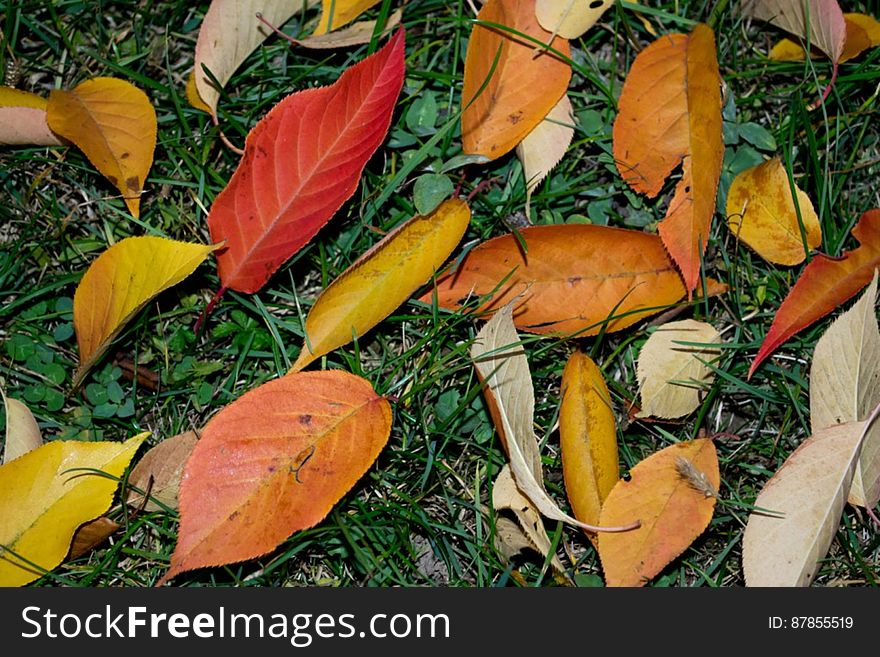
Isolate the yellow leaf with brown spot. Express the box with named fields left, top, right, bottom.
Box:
left=535, top=0, right=613, bottom=39
left=0, top=87, right=63, bottom=146
left=726, top=158, right=822, bottom=266
left=73, top=237, right=220, bottom=387
left=560, top=351, right=619, bottom=542
left=598, top=438, right=719, bottom=587
left=292, top=199, right=470, bottom=371
left=0, top=434, right=146, bottom=586
left=47, top=77, right=157, bottom=218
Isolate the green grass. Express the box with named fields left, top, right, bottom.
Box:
left=1, top=0, right=879, bottom=587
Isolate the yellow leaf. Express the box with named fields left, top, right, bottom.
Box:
left=534, top=0, right=613, bottom=39
left=293, top=8, right=402, bottom=49
left=636, top=319, right=721, bottom=419
left=292, top=199, right=471, bottom=371
left=598, top=438, right=719, bottom=586
left=0, top=433, right=146, bottom=586
left=47, top=77, right=157, bottom=218
left=314, top=0, right=383, bottom=35
left=769, top=37, right=811, bottom=61
left=560, top=351, right=618, bottom=540
left=185, top=70, right=213, bottom=114
left=73, top=237, right=220, bottom=387
left=810, top=273, right=880, bottom=508
left=726, top=158, right=822, bottom=266
left=2, top=391, right=43, bottom=464
left=0, top=86, right=62, bottom=146
left=516, top=94, right=574, bottom=215
left=191, top=0, right=317, bottom=116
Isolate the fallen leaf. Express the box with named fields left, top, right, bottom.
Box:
left=749, top=209, right=880, bottom=378
left=292, top=198, right=471, bottom=371
left=742, top=418, right=872, bottom=586
left=613, top=23, right=724, bottom=294
left=471, top=305, right=636, bottom=533
left=421, top=224, right=727, bottom=336
left=190, top=0, right=317, bottom=116
left=462, top=0, right=571, bottom=161
left=47, top=77, right=157, bottom=218
left=68, top=517, right=121, bottom=560
left=208, top=30, right=405, bottom=294
left=293, top=8, right=402, bottom=48
left=314, top=0, right=383, bottom=35
left=185, top=72, right=213, bottom=114
left=534, top=0, right=613, bottom=39
left=560, top=351, right=619, bottom=540
left=769, top=13, right=880, bottom=63
left=597, top=438, right=719, bottom=587
left=493, top=464, right=567, bottom=576
left=636, top=320, right=722, bottom=419
left=0, top=433, right=146, bottom=587
left=2, top=391, right=42, bottom=464
left=810, top=273, right=880, bottom=508
left=126, top=431, right=200, bottom=512
left=0, top=87, right=63, bottom=146
left=726, top=157, right=822, bottom=266
left=744, top=0, right=846, bottom=63
left=73, top=237, right=220, bottom=387
left=159, top=371, right=392, bottom=584
left=516, top=94, right=574, bottom=214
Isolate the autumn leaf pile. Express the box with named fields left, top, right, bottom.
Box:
left=2, top=0, right=880, bottom=587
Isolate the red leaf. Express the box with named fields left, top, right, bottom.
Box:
left=749, top=209, right=880, bottom=378
left=207, top=30, right=406, bottom=293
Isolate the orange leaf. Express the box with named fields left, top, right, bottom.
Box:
left=47, top=77, right=157, bottom=218
left=597, top=438, right=719, bottom=587
left=613, top=24, right=723, bottom=294
left=159, top=371, right=391, bottom=584
left=462, top=0, right=571, bottom=161
left=749, top=209, right=880, bottom=378
left=0, top=87, right=63, bottom=146
left=420, top=224, right=720, bottom=336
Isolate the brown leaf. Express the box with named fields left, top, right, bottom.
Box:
left=68, top=517, right=121, bottom=560
left=127, top=431, right=199, bottom=512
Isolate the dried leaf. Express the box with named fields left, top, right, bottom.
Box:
left=560, top=351, right=618, bottom=540
left=68, top=517, right=121, bottom=560
left=462, top=0, right=571, bottom=161
left=534, top=0, right=613, bottom=39
left=294, top=8, right=402, bottom=48
left=0, top=434, right=146, bottom=586
left=0, top=87, right=62, bottom=146
left=471, top=305, right=634, bottom=533
left=770, top=13, right=880, bottom=63
left=2, top=392, right=42, bottom=464
left=597, top=438, right=719, bottom=587
left=73, top=237, right=220, bottom=387
left=613, top=23, right=724, bottom=294
left=159, top=371, right=392, bottom=584
left=744, top=0, right=846, bottom=63
left=292, top=198, right=471, bottom=371
left=726, top=157, right=822, bottom=266
left=190, top=0, right=317, bottom=116
left=742, top=419, right=871, bottom=586
left=421, top=224, right=727, bottom=336
left=516, top=94, right=574, bottom=214
left=208, top=30, right=405, bottom=294
left=750, top=209, right=880, bottom=378
left=636, top=320, right=722, bottom=419
left=47, top=77, right=157, bottom=218
left=493, top=465, right=566, bottom=576
left=126, top=431, right=200, bottom=512
left=810, top=273, right=880, bottom=508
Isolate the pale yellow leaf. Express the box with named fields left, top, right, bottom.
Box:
left=0, top=87, right=63, bottom=146
left=0, top=433, right=147, bottom=586
left=810, top=272, right=880, bottom=508
left=742, top=419, right=871, bottom=587
left=191, top=0, right=318, bottom=115
left=516, top=94, right=574, bottom=215
left=47, top=77, right=157, bottom=218
left=636, top=319, right=721, bottom=419
left=535, top=0, right=613, bottom=39
left=294, top=8, right=401, bottom=48
left=73, top=237, right=221, bottom=387
left=2, top=392, right=43, bottom=464
left=292, top=199, right=471, bottom=371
